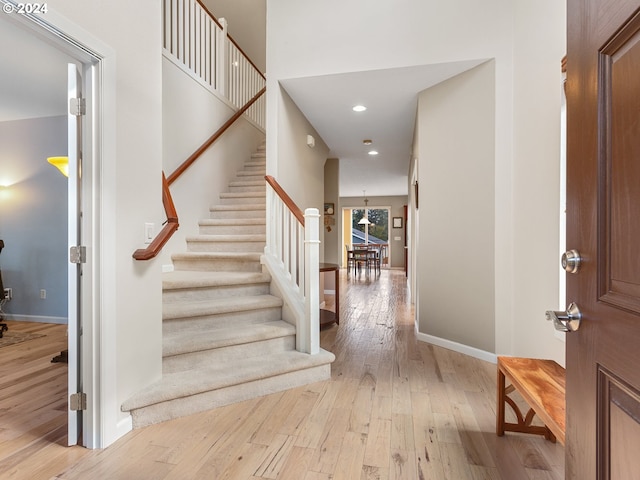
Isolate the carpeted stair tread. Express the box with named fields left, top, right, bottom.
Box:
left=163, top=294, right=282, bottom=320
left=163, top=320, right=295, bottom=356
left=219, top=191, right=265, bottom=199
left=186, top=234, right=266, bottom=243
left=199, top=218, right=266, bottom=226
left=171, top=251, right=262, bottom=261
left=210, top=204, right=265, bottom=211
left=229, top=180, right=267, bottom=190
left=162, top=271, right=271, bottom=290
left=121, top=348, right=336, bottom=411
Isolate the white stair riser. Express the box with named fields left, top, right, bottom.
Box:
left=187, top=240, right=265, bottom=253
left=162, top=335, right=296, bottom=374
left=129, top=364, right=332, bottom=428
left=172, top=257, right=262, bottom=272
left=199, top=224, right=266, bottom=235
left=163, top=283, right=270, bottom=304
left=163, top=307, right=283, bottom=334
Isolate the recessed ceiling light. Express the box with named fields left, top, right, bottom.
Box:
left=368, top=150, right=379, bottom=156
left=363, top=139, right=372, bottom=145
left=352, top=105, right=367, bottom=112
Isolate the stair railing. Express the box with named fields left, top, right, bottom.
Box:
left=163, top=0, right=266, bottom=129
left=133, top=88, right=266, bottom=261
left=264, top=175, right=320, bottom=355
left=134, top=0, right=266, bottom=261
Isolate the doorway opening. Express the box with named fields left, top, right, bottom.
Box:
left=342, top=206, right=391, bottom=268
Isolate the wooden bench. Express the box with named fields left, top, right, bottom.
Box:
left=496, top=356, right=566, bottom=445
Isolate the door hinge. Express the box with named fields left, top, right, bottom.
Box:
left=70, top=392, right=87, bottom=411
left=69, top=98, right=86, bottom=116
left=70, top=246, right=87, bottom=264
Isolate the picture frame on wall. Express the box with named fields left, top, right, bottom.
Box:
left=393, top=217, right=403, bottom=228
left=324, top=203, right=335, bottom=215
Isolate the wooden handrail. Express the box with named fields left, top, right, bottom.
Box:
left=167, top=87, right=266, bottom=186
left=133, top=173, right=180, bottom=260
left=195, top=0, right=266, bottom=80
left=134, top=88, right=266, bottom=260
left=265, top=175, right=305, bottom=226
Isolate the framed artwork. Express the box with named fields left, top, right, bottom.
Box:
left=324, top=203, right=335, bottom=215
left=393, top=217, right=403, bottom=228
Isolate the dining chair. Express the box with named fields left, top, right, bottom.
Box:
left=352, top=246, right=370, bottom=275
left=345, top=244, right=356, bottom=274
left=367, top=244, right=381, bottom=274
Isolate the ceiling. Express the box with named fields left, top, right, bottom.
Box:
left=1, top=9, right=486, bottom=200
left=280, top=60, right=486, bottom=198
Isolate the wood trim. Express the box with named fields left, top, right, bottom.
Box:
left=132, top=173, right=180, bottom=261
left=265, top=175, right=305, bottom=226
left=195, top=0, right=266, bottom=80
left=167, top=87, right=266, bottom=186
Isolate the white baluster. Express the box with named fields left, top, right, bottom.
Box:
left=217, top=17, right=228, bottom=97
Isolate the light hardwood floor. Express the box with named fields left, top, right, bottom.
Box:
left=0, top=270, right=564, bottom=479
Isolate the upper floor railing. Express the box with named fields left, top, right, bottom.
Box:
left=162, top=0, right=265, bottom=129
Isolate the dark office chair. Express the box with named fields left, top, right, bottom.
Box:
left=0, top=240, right=8, bottom=337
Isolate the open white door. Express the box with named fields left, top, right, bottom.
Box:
left=67, top=62, right=83, bottom=446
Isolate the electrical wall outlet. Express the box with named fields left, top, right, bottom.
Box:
left=40, top=289, right=46, bottom=299
left=3, top=288, right=11, bottom=300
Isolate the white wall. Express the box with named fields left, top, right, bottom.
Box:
left=272, top=87, right=329, bottom=231
left=416, top=63, right=495, bottom=353
left=159, top=57, right=265, bottom=267
left=42, top=0, right=163, bottom=446
left=268, top=0, right=566, bottom=362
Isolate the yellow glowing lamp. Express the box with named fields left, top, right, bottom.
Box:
left=47, top=156, right=69, bottom=177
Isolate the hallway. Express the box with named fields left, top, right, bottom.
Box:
left=1, top=269, right=563, bottom=479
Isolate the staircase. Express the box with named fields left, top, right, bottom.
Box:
left=122, top=143, right=335, bottom=428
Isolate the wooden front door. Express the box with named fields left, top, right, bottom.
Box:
left=566, top=0, right=640, bottom=477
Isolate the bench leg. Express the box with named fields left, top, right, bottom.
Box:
left=497, top=366, right=557, bottom=443
left=497, top=368, right=506, bottom=436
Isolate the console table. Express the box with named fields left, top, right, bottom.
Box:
left=319, top=263, right=339, bottom=327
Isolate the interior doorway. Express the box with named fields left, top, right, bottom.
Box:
left=0, top=8, right=101, bottom=447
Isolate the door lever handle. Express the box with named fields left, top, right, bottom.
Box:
left=546, top=302, right=582, bottom=332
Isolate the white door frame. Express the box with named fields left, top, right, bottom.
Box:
left=1, top=3, right=118, bottom=448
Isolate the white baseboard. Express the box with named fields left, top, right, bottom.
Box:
left=162, top=264, right=174, bottom=273
left=415, top=326, right=497, bottom=364
left=100, top=415, right=133, bottom=449
left=4, top=314, right=68, bottom=325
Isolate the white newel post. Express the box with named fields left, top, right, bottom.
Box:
left=303, top=208, right=320, bottom=354
left=217, top=17, right=228, bottom=97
